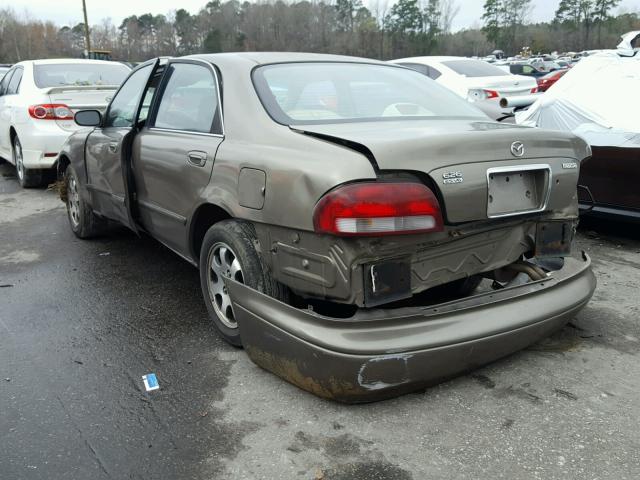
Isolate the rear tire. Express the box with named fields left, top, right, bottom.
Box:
left=13, top=136, right=43, bottom=188
left=64, top=165, right=107, bottom=238
left=199, top=220, right=288, bottom=346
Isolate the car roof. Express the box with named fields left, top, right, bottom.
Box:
left=189, top=52, right=387, bottom=66
left=18, top=58, right=126, bottom=66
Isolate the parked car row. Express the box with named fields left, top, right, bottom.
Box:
left=0, top=55, right=545, bottom=190
left=3, top=51, right=626, bottom=403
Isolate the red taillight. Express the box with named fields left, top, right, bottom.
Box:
left=313, top=182, right=443, bottom=236
left=28, top=104, right=73, bottom=120
left=530, top=87, right=539, bottom=93
left=483, top=89, right=499, bottom=99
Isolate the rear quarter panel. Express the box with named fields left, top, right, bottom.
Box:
left=200, top=57, right=378, bottom=232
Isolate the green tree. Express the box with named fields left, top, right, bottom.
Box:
left=387, top=0, right=423, bottom=33
left=335, top=0, right=363, bottom=32
left=482, top=0, right=531, bottom=52
left=203, top=29, right=222, bottom=52
left=482, top=0, right=502, bottom=46
left=175, top=8, right=197, bottom=54
left=593, top=0, right=620, bottom=44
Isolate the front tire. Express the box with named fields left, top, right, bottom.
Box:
left=199, top=220, right=288, bottom=346
left=64, top=165, right=106, bottom=238
left=13, top=136, right=43, bottom=188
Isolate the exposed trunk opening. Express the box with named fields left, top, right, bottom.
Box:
left=294, top=257, right=563, bottom=320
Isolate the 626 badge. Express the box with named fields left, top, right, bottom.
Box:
left=443, top=171, right=463, bottom=184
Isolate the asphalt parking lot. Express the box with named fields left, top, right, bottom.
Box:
left=1, top=161, right=639, bottom=480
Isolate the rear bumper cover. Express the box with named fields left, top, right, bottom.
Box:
left=17, top=122, right=67, bottom=169
left=228, top=254, right=596, bottom=403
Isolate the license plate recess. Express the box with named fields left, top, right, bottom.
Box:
left=487, top=165, right=550, bottom=218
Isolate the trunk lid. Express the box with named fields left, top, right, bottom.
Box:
left=294, top=119, right=587, bottom=223
left=46, top=85, right=119, bottom=132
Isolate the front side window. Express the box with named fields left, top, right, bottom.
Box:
left=6, top=67, right=23, bottom=95
left=442, top=59, right=509, bottom=77
left=153, top=63, right=220, bottom=134
left=33, top=63, right=130, bottom=88
left=253, top=62, right=484, bottom=125
left=106, top=65, right=153, bottom=128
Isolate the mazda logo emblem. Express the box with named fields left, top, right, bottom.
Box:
left=511, top=141, right=525, bottom=157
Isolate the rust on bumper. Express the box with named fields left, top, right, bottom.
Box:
left=228, top=254, right=596, bottom=403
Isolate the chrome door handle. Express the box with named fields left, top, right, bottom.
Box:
left=108, top=142, right=118, bottom=153
left=187, top=151, right=207, bottom=167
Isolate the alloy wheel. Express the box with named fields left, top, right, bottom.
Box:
left=67, top=174, right=81, bottom=228
left=206, top=242, right=244, bottom=329
left=14, top=139, right=24, bottom=181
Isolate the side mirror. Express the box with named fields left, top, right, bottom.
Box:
left=75, top=109, right=102, bottom=127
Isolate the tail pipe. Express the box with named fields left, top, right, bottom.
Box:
left=505, top=261, right=547, bottom=281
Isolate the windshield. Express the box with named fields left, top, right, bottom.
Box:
left=34, top=63, right=130, bottom=88
left=442, top=59, right=510, bottom=77
left=253, top=62, right=485, bottom=125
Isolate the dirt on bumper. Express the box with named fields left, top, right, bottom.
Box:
left=228, top=254, right=596, bottom=403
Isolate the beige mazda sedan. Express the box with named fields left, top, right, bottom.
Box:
left=57, top=53, right=596, bottom=402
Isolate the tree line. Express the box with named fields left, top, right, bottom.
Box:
left=0, top=0, right=638, bottom=64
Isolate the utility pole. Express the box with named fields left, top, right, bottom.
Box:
left=82, top=0, right=91, bottom=58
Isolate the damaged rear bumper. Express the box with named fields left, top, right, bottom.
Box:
left=228, top=254, right=596, bottom=403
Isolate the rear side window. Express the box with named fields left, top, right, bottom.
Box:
left=33, top=63, right=129, bottom=88
left=442, top=60, right=509, bottom=77
left=398, top=63, right=429, bottom=76
left=427, top=66, right=442, bottom=80
left=152, top=63, right=220, bottom=134
left=398, top=63, right=442, bottom=80
left=0, top=69, right=14, bottom=96
left=6, top=67, right=23, bottom=95
left=253, top=62, right=485, bottom=125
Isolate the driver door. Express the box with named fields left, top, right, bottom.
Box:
left=84, top=61, right=159, bottom=229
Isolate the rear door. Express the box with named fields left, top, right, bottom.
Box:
left=85, top=62, right=158, bottom=228
left=132, top=59, right=224, bottom=255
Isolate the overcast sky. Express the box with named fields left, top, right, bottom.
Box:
left=9, top=0, right=640, bottom=31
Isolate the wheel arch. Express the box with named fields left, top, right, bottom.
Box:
left=8, top=126, right=18, bottom=163
left=9, top=126, right=17, bottom=145
left=57, top=154, right=71, bottom=180
left=189, top=203, right=233, bottom=261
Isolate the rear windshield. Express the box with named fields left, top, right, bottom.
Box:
left=442, top=59, right=510, bottom=77
left=33, top=63, right=130, bottom=88
left=253, top=62, right=485, bottom=125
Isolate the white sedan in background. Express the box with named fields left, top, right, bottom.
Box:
left=0, top=59, right=130, bottom=187
left=390, top=56, right=538, bottom=103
